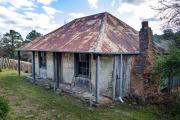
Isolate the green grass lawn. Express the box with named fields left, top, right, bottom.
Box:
left=0, top=69, right=165, bottom=120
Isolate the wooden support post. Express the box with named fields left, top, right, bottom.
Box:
left=96, top=55, right=100, bottom=103
left=120, top=54, right=123, bottom=97
left=53, top=52, right=60, bottom=89
left=112, top=55, right=117, bottom=100
left=56, top=53, right=60, bottom=89
left=17, top=51, right=21, bottom=77
left=32, top=51, right=35, bottom=82
left=53, top=52, right=57, bottom=89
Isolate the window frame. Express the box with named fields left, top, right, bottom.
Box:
left=75, top=53, right=91, bottom=78
left=39, top=51, right=47, bottom=69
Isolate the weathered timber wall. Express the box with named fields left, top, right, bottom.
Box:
left=120, top=55, right=133, bottom=97
left=0, top=57, right=31, bottom=73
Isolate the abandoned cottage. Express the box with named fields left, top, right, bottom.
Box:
left=17, top=12, right=155, bottom=103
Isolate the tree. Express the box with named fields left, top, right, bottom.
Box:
left=25, top=30, right=42, bottom=42
left=151, top=47, right=180, bottom=93
left=174, top=31, right=180, bottom=47
left=163, top=29, right=175, bottom=40
left=154, top=0, right=180, bottom=30
left=0, top=33, right=3, bottom=57
left=20, top=30, right=42, bottom=61
left=1, top=30, right=23, bottom=58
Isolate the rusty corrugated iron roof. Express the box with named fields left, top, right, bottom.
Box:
left=18, top=12, right=139, bottom=54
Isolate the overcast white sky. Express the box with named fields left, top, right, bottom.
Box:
left=0, top=0, right=162, bottom=38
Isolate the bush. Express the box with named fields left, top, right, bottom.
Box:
left=0, top=97, right=10, bottom=119
left=0, top=68, right=2, bottom=72
left=170, top=93, right=180, bottom=118
left=157, top=93, right=180, bottom=119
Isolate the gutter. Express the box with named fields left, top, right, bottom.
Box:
left=16, top=49, right=140, bottom=55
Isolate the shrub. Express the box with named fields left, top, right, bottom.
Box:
left=170, top=93, right=180, bottom=118
left=0, top=97, right=10, bottom=119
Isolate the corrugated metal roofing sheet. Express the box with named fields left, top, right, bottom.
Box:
left=18, top=12, right=139, bottom=54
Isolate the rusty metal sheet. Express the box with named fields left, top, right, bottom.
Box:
left=18, top=12, right=139, bottom=54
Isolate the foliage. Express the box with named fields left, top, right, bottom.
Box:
left=0, top=96, right=10, bottom=119
left=157, top=93, right=180, bottom=119
left=22, top=30, right=42, bottom=61
left=163, top=29, right=175, bottom=40
left=154, top=0, right=180, bottom=30
left=152, top=47, right=180, bottom=78
left=174, top=31, right=180, bottom=46
left=0, top=29, right=42, bottom=61
left=153, top=29, right=180, bottom=49
left=20, top=52, right=32, bottom=62
left=151, top=46, right=180, bottom=94
left=0, top=30, right=23, bottom=59
left=169, top=93, right=180, bottom=119
left=25, top=30, right=42, bottom=42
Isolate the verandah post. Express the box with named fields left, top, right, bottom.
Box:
left=53, top=52, right=60, bottom=90
left=56, top=53, right=60, bottom=89
left=112, top=55, right=117, bottom=100
left=120, top=54, right=123, bottom=97
left=96, top=55, right=100, bottom=103
left=32, top=51, right=35, bottom=82
left=17, top=51, right=21, bottom=77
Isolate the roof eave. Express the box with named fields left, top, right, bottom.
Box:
left=17, top=49, right=140, bottom=55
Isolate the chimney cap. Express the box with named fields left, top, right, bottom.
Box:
left=142, top=21, right=148, bottom=28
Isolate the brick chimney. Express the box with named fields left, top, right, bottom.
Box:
left=131, top=21, right=156, bottom=96
left=139, top=21, right=153, bottom=56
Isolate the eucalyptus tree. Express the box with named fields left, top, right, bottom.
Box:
left=1, top=30, right=23, bottom=58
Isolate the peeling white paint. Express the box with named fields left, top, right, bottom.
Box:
left=62, top=53, right=74, bottom=84
left=34, top=52, right=134, bottom=100
left=46, top=52, right=54, bottom=80
left=35, top=52, right=39, bottom=76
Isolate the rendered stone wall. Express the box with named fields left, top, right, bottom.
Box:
left=46, top=52, right=54, bottom=80
left=35, top=52, right=54, bottom=79
left=91, top=55, right=134, bottom=98
left=62, top=53, right=74, bottom=84
left=35, top=52, right=39, bottom=76
left=99, top=55, right=113, bottom=97
left=34, top=52, right=134, bottom=99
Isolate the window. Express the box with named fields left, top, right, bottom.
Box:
left=75, top=53, right=90, bottom=77
left=39, top=52, right=46, bottom=69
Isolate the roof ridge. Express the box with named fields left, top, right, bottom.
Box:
left=30, top=12, right=109, bottom=44
left=74, top=12, right=108, bottom=21
left=107, top=13, right=138, bottom=33
left=90, top=12, right=107, bottom=52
